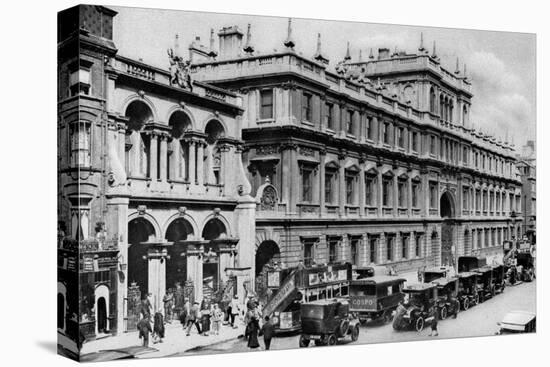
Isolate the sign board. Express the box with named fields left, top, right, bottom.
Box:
left=267, top=271, right=280, bottom=288
left=83, top=255, right=94, bottom=272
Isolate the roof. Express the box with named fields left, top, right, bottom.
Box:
left=474, top=267, right=493, bottom=274
left=351, top=275, right=406, bottom=285
left=458, top=271, right=478, bottom=278
left=403, top=283, right=436, bottom=291
left=431, top=277, right=459, bottom=287
left=304, top=298, right=349, bottom=306
left=500, top=311, right=536, bottom=330
left=423, top=267, right=449, bottom=274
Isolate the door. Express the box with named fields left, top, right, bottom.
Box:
left=97, top=297, right=107, bottom=333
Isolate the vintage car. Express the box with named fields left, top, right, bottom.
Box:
left=474, top=266, right=495, bottom=302
left=392, top=283, right=437, bottom=332
left=299, top=299, right=360, bottom=347
left=496, top=311, right=536, bottom=334
left=458, top=256, right=486, bottom=273
left=490, top=264, right=506, bottom=294
left=457, top=272, right=480, bottom=310
left=431, top=277, right=460, bottom=319
left=349, top=276, right=406, bottom=323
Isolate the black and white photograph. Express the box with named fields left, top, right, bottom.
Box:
left=54, top=2, right=538, bottom=363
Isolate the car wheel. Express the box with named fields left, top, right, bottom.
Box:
left=299, top=335, right=310, bottom=348
left=440, top=306, right=448, bottom=320
left=383, top=310, right=392, bottom=324
left=351, top=325, right=360, bottom=342
left=474, top=294, right=480, bottom=306
left=463, top=298, right=470, bottom=311
left=327, top=334, right=337, bottom=346
left=415, top=317, right=425, bottom=332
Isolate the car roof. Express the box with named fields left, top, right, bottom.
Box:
left=431, top=277, right=459, bottom=286
left=304, top=298, right=349, bottom=306
left=474, top=267, right=493, bottom=273
left=501, top=311, right=536, bottom=330
left=423, top=267, right=448, bottom=273
left=404, top=283, right=436, bottom=291
left=458, top=271, right=478, bottom=278
left=351, top=275, right=406, bottom=285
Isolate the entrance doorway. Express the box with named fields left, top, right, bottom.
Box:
left=128, top=217, right=156, bottom=297
left=97, top=297, right=107, bottom=333
left=440, top=191, right=456, bottom=266
left=202, top=218, right=227, bottom=293
left=57, top=293, right=65, bottom=330
left=255, top=240, right=281, bottom=277
left=165, top=218, right=194, bottom=291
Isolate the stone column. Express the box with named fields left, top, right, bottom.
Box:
left=393, top=172, right=398, bottom=215
left=407, top=175, right=413, bottom=216
left=206, top=144, right=216, bottom=184
left=338, top=153, right=346, bottom=216
left=149, top=133, right=158, bottom=180
left=197, top=141, right=205, bottom=186
left=281, top=145, right=292, bottom=211
left=289, top=145, right=299, bottom=214
left=171, top=139, right=181, bottom=180
left=422, top=171, right=429, bottom=217
left=377, top=168, right=383, bottom=215
left=360, top=234, right=368, bottom=266
left=188, top=140, right=196, bottom=184
left=378, top=233, right=386, bottom=264
left=147, top=243, right=172, bottom=313
left=186, top=244, right=204, bottom=303
left=219, top=144, right=231, bottom=191
left=358, top=159, right=366, bottom=216
left=159, top=134, right=168, bottom=181
left=218, top=243, right=236, bottom=284
left=235, top=195, right=257, bottom=290
left=319, top=150, right=326, bottom=215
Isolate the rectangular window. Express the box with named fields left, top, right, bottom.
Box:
left=350, top=238, right=359, bottom=265
left=415, top=234, right=422, bottom=257
left=260, top=89, right=274, bottom=119
left=463, top=188, right=469, bottom=210
left=412, top=181, right=420, bottom=208
left=398, top=180, right=407, bottom=207
left=386, top=235, right=394, bottom=261
left=412, top=132, right=419, bottom=152
left=369, top=237, right=377, bottom=264
left=383, top=123, right=390, bottom=144
left=70, top=122, right=91, bottom=167
left=304, top=241, right=314, bottom=266
left=463, top=147, right=468, bottom=165
left=345, top=173, right=356, bottom=205
left=383, top=178, right=392, bottom=206
left=328, top=239, right=337, bottom=263
left=347, top=110, right=354, bottom=135
left=365, top=117, right=371, bottom=140
left=325, top=103, right=333, bottom=129
left=302, top=92, right=312, bottom=121
left=397, top=127, right=404, bottom=148
left=476, top=190, right=481, bottom=211
left=325, top=172, right=334, bottom=204
left=401, top=236, right=409, bottom=259
left=301, top=166, right=313, bottom=202
left=429, top=182, right=438, bottom=209
left=365, top=175, right=376, bottom=206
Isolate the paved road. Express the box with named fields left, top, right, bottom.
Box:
left=186, top=280, right=536, bottom=355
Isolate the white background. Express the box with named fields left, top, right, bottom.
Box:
left=0, top=0, right=546, bottom=366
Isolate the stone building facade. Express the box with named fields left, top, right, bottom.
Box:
left=190, top=21, right=524, bottom=279
left=57, top=5, right=255, bottom=337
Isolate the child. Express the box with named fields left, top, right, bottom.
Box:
left=429, top=310, right=439, bottom=336
left=211, top=303, right=222, bottom=335
left=137, top=316, right=152, bottom=347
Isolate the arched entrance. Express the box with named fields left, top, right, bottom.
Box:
left=57, top=282, right=67, bottom=332
left=96, top=297, right=107, bottom=333
left=128, top=217, right=156, bottom=297
left=204, top=120, right=225, bottom=185
left=165, top=218, right=194, bottom=291
left=202, top=218, right=227, bottom=292
left=255, top=240, right=281, bottom=277
left=440, top=191, right=456, bottom=266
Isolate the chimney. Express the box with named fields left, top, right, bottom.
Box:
left=378, top=48, right=390, bottom=60
left=217, top=26, right=244, bottom=60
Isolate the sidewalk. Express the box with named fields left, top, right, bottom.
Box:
left=81, top=319, right=244, bottom=359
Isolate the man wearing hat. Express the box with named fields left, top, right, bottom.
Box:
left=229, top=295, right=240, bottom=328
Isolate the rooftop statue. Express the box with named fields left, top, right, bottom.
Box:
left=167, top=48, right=193, bottom=92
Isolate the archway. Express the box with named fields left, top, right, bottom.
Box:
left=255, top=240, right=281, bottom=277
left=202, top=218, right=227, bottom=292
left=96, top=297, right=107, bottom=333
left=165, top=218, right=195, bottom=291
left=431, top=231, right=440, bottom=266
left=204, top=120, right=225, bottom=184
left=125, top=101, right=154, bottom=177
left=440, top=191, right=456, bottom=266
left=125, top=100, right=153, bottom=131
left=128, top=217, right=156, bottom=297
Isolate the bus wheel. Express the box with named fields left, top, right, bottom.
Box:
left=299, top=335, right=310, bottom=348
left=327, top=334, right=337, bottom=346
left=415, top=317, right=425, bottom=332
left=462, top=298, right=470, bottom=311
left=474, top=294, right=480, bottom=306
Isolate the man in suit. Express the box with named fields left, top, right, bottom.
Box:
left=259, top=316, right=275, bottom=350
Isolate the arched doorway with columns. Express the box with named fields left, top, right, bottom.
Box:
left=94, top=284, right=110, bottom=335
left=128, top=217, right=156, bottom=297
left=440, top=191, right=456, bottom=266
left=202, top=218, right=228, bottom=293
left=165, top=217, right=195, bottom=291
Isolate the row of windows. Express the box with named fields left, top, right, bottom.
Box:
left=303, top=233, right=424, bottom=266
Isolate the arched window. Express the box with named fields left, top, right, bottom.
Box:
left=439, top=94, right=444, bottom=118
left=125, top=101, right=154, bottom=177
left=168, top=111, right=192, bottom=180
left=449, top=100, right=454, bottom=123
left=429, top=87, right=436, bottom=113
left=462, top=105, right=468, bottom=126
left=204, top=120, right=225, bottom=185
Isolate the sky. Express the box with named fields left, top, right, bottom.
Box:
left=111, top=6, right=536, bottom=149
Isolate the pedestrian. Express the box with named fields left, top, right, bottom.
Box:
left=230, top=295, right=240, bottom=328
left=259, top=315, right=275, bottom=350
left=186, top=301, right=202, bottom=336
left=200, top=299, right=211, bottom=336
left=153, top=310, right=165, bottom=343
left=247, top=316, right=260, bottom=349
left=163, top=289, right=174, bottom=323
left=429, top=310, right=439, bottom=336
left=137, top=315, right=152, bottom=347
left=140, top=293, right=153, bottom=320
left=211, top=303, right=222, bottom=335
left=179, top=300, right=189, bottom=330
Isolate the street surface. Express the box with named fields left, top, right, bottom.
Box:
left=186, top=280, right=536, bottom=355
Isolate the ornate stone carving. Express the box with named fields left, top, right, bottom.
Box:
left=137, top=205, right=147, bottom=215
left=299, top=146, right=315, bottom=157
left=167, top=48, right=193, bottom=91
left=178, top=206, right=187, bottom=216
left=260, top=185, right=278, bottom=211
left=256, top=145, right=279, bottom=155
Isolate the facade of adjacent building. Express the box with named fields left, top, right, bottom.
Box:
left=58, top=5, right=255, bottom=339
left=517, top=141, right=536, bottom=244
left=191, top=21, right=524, bottom=281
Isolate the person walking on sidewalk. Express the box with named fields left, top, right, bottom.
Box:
left=247, top=316, right=260, bottom=349
left=186, top=301, right=202, bottom=336
left=153, top=310, right=165, bottom=343
left=137, top=316, right=152, bottom=347
left=200, top=299, right=211, bottom=336
left=259, top=315, right=275, bottom=350
left=429, top=309, right=439, bottom=336
left=179, top=300, right=189, bottom=330
left=229, top=295, right=240, bottom=328
left=211, top=303, right=222, bottom=335
left=163, top=289, right=174, bottom=323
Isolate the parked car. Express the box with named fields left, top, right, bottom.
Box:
left=421, top=266, right=452, bottom=283
left=496, top=311, right=536, bottom=334
left=431, top=277, right=460, bottom=319
left=392, top=283, right=437, bottom=332
left=349, top=276, right=406, bottom=324
left=457, top=272, right=480, bottom=310
left=474, top=266, right=495, bottom=302
left=299, top=299, right=360, bottom=347
left=490, top=264, right=506, bottom=294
